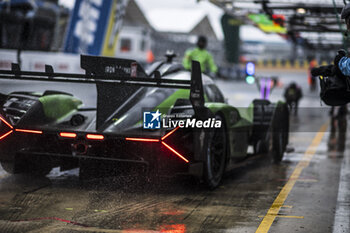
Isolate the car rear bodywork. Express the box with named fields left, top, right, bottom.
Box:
left=0, top=55, right=289, bottom=182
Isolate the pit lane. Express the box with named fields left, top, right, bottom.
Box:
left=0, top=69, right=348, bottom=233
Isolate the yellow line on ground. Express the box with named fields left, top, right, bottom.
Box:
left=281, top=205, right=293, bottom=209
left=256, top=123, right=328, bottom=233
left=258, top=215, right=304, bottom=219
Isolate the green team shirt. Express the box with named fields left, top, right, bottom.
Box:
left=182, top=48, right=218, bottom=73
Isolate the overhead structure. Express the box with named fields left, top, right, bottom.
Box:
left=209, top=0, right=350, bottom=50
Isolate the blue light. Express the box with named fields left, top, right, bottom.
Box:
left=246, top=62, right=255, bottom=76
left=246, top=75, right=255, bottom=84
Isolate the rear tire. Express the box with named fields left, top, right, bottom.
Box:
left=254, top=139, right=269, bottom=154
left=1, top=161, right=16, bottom=174
left=270, top=104, right=289, bottom=163
left=271, top=130, right=285, bottom=163
left=204, top=115, right=227, bottom=189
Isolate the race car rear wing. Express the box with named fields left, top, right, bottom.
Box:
left=0, top=55, right=205, bottom=129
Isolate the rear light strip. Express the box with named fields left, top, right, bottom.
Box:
left=0, top=117, right=44, bottom=140
left=59, top=132, right=104, bottom=140
left=0, top=130, right=13, bottom=140
left=161, top=141, right=189, bottom=163
left=124, top=127, right=189, bottom=163
left=86, top=134, right=104, bottom=140
left=0, top=116, right=13, bottom=140
left=59, top=132, right=77, bottom=138
left=0, top=116, right=13, bottom=129
left=0, top=114, right=187, bottom=163
left=15, top=129, right=43, bottom=134
left=161, top=126, right=179, bottom=141
left=125, top=138, right=159, bottom=142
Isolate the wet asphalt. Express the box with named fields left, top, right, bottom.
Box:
left=0, top=69, right=349, bottom=233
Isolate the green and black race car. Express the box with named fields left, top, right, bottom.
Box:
left=0, top=55, right=289, bottom=188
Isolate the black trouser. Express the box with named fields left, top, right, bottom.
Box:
left=286, top=100, right=299, bottom=115
left=329, top=114, right=347, bottom=152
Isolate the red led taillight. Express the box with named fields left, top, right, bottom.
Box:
left=86, top=134, right=104, bottom=140
left=0, top=116, right=13, bottom=129
left=0, top=116, right=13, bottom=140
left=161, top=141, right=189, bottom=163
left=0, top=130, right=13, bottom=140
left=15, top=129, right=43, bottom=134
left=161, top=126, right=179, bottom=141
left=125, top=138, right=159, bottom=142
left=59, top=132, right=77, bottom=138
left=0, top=116, right=45, bottom=140
left=124, top=127, right=189, bottom=163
